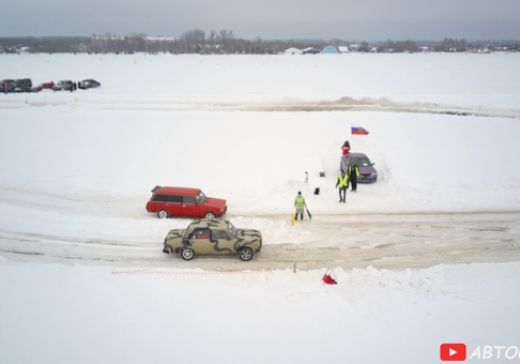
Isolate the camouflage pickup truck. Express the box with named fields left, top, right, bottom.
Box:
left=163, top=218, right=262, bottom=261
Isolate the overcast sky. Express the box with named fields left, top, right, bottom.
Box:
left=2, top=0, right=520, bottom=40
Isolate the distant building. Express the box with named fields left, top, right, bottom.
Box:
left=302, top=47, right=320, bottom=55
left=145, top=36, right=176, bottom=42
left=284, top=47, right=303, bottom=55
left=91, top=34, right=125, bottom=40
left=349, top=44, right=361, bottom=52
left=321, top=46, right=339, bottom=54
left=337, top=46, right=349, bottom=53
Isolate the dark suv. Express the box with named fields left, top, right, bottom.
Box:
left=13, top=78, right=32, bottom=92
left=78, top=79, right=101, bottom=89
left=1, top=79, right=15, bottom=93
left=53, top=80, right=76, bottom=92
left=1, top=79, right=32, bottom=93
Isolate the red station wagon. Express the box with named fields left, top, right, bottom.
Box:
left=146, top=186, right=227, bottom=219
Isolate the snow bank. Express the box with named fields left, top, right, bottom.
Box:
left=1, top=260, right=519, bottom=364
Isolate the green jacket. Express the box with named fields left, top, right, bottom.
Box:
left=294, top=195, right=306, bottom=209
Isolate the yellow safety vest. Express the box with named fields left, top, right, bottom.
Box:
left=348, top=165, right=360, bottom=177
left=338, top=174, right=348, bottom=188
left=294, top=196, right=306, bottom=209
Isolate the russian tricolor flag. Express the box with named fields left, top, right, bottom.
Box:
left=351, top=126, right=369, bottom=135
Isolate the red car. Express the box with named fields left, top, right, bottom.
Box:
left=146, top=186, right=227, bottom=219
left=31, top=81, right=55, bottom=92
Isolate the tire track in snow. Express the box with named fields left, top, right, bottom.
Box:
left=1, top=97, right=519, bottom=119
left=1, top=212, right=519, bottom=270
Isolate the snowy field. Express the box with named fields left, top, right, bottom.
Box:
left=1, top=53, right=520, bottom=363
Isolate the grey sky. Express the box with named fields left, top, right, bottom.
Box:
left=2, top=0, right=520, bottom=40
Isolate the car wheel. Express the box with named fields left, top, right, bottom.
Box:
left=180, top=248, right=194, bottom=260
left=204, top=212, right=215, bottom=219
left=238, top=246, right=253, bottom=261
left=157, top=210, right=168, bottom=219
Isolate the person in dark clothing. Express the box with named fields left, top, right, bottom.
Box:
left=348, top=164, right=360, bottom=192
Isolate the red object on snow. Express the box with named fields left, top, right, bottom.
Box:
left=322, top=273, right=337, bottom=285
left=341, top=146, right=350, bottom=155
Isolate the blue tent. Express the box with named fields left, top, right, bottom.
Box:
left=321, top=46, right=339, bottom=54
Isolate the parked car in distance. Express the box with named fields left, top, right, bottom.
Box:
left=163, top=218, right=262, bottom=261
left=1, top=79, right=15, bottom=93
left=78, top=79, right=101, bottom=89
left=340, top=152, right=378, bottom=183
left=31, top=81, right=55, bottom=92
left=146, top=186, right=227, bottom=219
left=53, top=80, right=76, bottom=91
left=13, top=78, right=33, bottom=92
left=1, top=79, right=32, bottom=93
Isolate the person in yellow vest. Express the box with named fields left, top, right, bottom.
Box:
left=348, top=164, right=360, bottom=192
left=336, top=170, right=349, bottom=203
left=294, top=191, right=307, bottom=220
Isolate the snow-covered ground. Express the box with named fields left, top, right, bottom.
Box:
left=1, top=258, right=520, bottom=364
left=2, top=52, right=520, bottom=108
left=1, top=53, right=520, bottom=363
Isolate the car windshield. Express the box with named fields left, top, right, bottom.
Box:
left=226, top=221, right=237, bottom=237
left=196, top=191, right=207, bottom=204
left=351, top=157, right=372, bottom=167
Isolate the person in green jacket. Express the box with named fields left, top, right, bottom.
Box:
left=294, top=191, right=307, bottom=220
left=336, top=170, right=349, bottom=203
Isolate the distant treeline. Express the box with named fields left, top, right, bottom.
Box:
left=1, top=31, right=519, bottom=54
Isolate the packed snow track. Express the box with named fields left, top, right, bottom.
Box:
left=1, top=212, right=519, bottom=271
